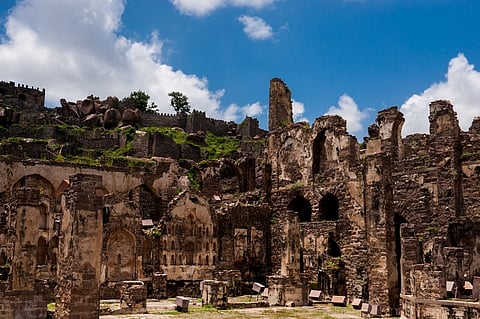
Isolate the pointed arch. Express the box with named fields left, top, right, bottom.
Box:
left=12, top=174, right=54, bottom=198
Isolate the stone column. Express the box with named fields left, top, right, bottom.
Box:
left=201, top=280, right=228, bottom=308
left=364, top=107, right=404, bottom=316
left=56, top=174, right=104, bottom=319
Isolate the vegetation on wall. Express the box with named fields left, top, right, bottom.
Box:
left=138, top=127, right=241, bottom=160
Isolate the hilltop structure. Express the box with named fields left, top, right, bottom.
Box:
left=1, top=79, right=480, bottom=318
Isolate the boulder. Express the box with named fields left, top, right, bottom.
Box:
left=78, top=99, right=95, bottom=117
left=83, top=114, right=100, bottom=128
left=104, top=108, right=121, bottom=129
left=122, top=108, right=140, bottom=125
left=106, top=96, right=120, bottom=109
left=186, top=131, right=206, bottom=145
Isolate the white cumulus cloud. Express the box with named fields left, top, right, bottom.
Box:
left=400, top=53, right=480, bottom=135
left=292, top=99, right=308, bottom=123
left=222, top=102, right=264, bottom=122
left=170, top=0, right=276, bottom=16
left=0, top=0, right=225, bottom=118
left=238, top=15, right=273, bottom=40
left=325, top=94, right=369, bottom=134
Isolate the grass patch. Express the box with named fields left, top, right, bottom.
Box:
left=203, top=132, right=240, bottom=159
left=139, top=126, right=187, bottom=144
left=139, top=127, right=241, bottom=160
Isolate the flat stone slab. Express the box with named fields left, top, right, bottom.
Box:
left=331, top=295, right=346, bottom=307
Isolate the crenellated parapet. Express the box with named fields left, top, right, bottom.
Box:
left=0, top=80, right=45, bottom=107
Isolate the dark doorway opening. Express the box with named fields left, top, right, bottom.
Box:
left=319, top=193, right=339, bottom=221
left=287, top=196, right=312, bottom=222
left=312, top=130, right=327, bottom=176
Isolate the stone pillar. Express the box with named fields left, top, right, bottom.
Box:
left=410, top=264, right=446, bottom=299
left=364, top=107, right=404, bottom=316
left=268, top=78, right=293, bottom=131
left=444, top=247, right=464, bottom=296
left=267, top=275, right=287, bottom=306
left=56, top=174, right=104, bottom=319
left=120, top=281, right=147, bottom=314
left=152, top=273, right=167, bottom=299
left=268, top=210, right=308, bottom=306
left=428, top=100, right=462, bottom=223
left=201, top=280, right=228, bottom=308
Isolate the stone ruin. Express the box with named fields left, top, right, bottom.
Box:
left=1, top=78, right=480, bottom=318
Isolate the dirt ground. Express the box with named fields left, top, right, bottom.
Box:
left=99, top=298, right=366, bottom=319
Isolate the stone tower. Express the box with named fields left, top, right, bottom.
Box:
left=364, top=107, right=405, bottom=316
left=269, top=78, right=293, bottom=131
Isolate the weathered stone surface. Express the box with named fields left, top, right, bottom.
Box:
left=201, top=280, right=228, bottom=308
left=82, top=113, right=100, bottom=128
left=79, top=98, right=95, bottom=117
left=104, top=107, right=121, bottom=129
left=3, top=79, right=480, bottom=319
left=122, top=108, right=140, bottom=124
left=269, top=78, right=292, bottom=131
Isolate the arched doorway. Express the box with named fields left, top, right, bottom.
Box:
left=319, top=193, right=339, bottom=221
left=288, top=196, right=312, bottom=222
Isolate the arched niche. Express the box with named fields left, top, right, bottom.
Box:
left=128, top=184, right=161, bottom=221
left=37, top=236, right=48, bottom=265
left=287, top=196, right=312, bottom=222
left=327, top=234, right=341, bottom=258
left=185, top=242, right=194, bottom=265
left=312, top=130, right=327, bottom=176
left=142, top=238, right=153, bottom=265
left=0, top=250, right=7, bottom=265
left=107, top=229, right=136, bottom=281
left=319, top=193, right=339, bottom=221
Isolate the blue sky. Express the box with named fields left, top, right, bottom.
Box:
left=1, top=0, right=480, bottom=138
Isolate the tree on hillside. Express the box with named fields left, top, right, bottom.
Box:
left=168, top=91, right=190, bottom=114
left=123, top=90, right=157, bottom=113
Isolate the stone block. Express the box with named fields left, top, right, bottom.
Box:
left=120, top=281, right=147, bottom=314
left=252, top=282, right=265, bottom=293
left=201, top=280, right=228, bottom=309
left=308, top=289, right=322, bottom=300
left=370, top=304, right=381, bottom=316
left=176, top=296, right=189, bottom=312
left=351, top=298, right=362, bottom=309
left=361, top=303, right=371, bottom=313
left=331, top=295, right=346, bottom=307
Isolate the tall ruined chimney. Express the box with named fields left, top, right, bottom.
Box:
left=269, top=78, right=293, bottom=131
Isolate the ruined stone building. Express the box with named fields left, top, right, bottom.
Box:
left=1, top=78, right=480, bottom=318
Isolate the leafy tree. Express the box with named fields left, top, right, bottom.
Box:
left=168, top=91, right=190, bottom=114
left=123, top=90, right=157, bottom=112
